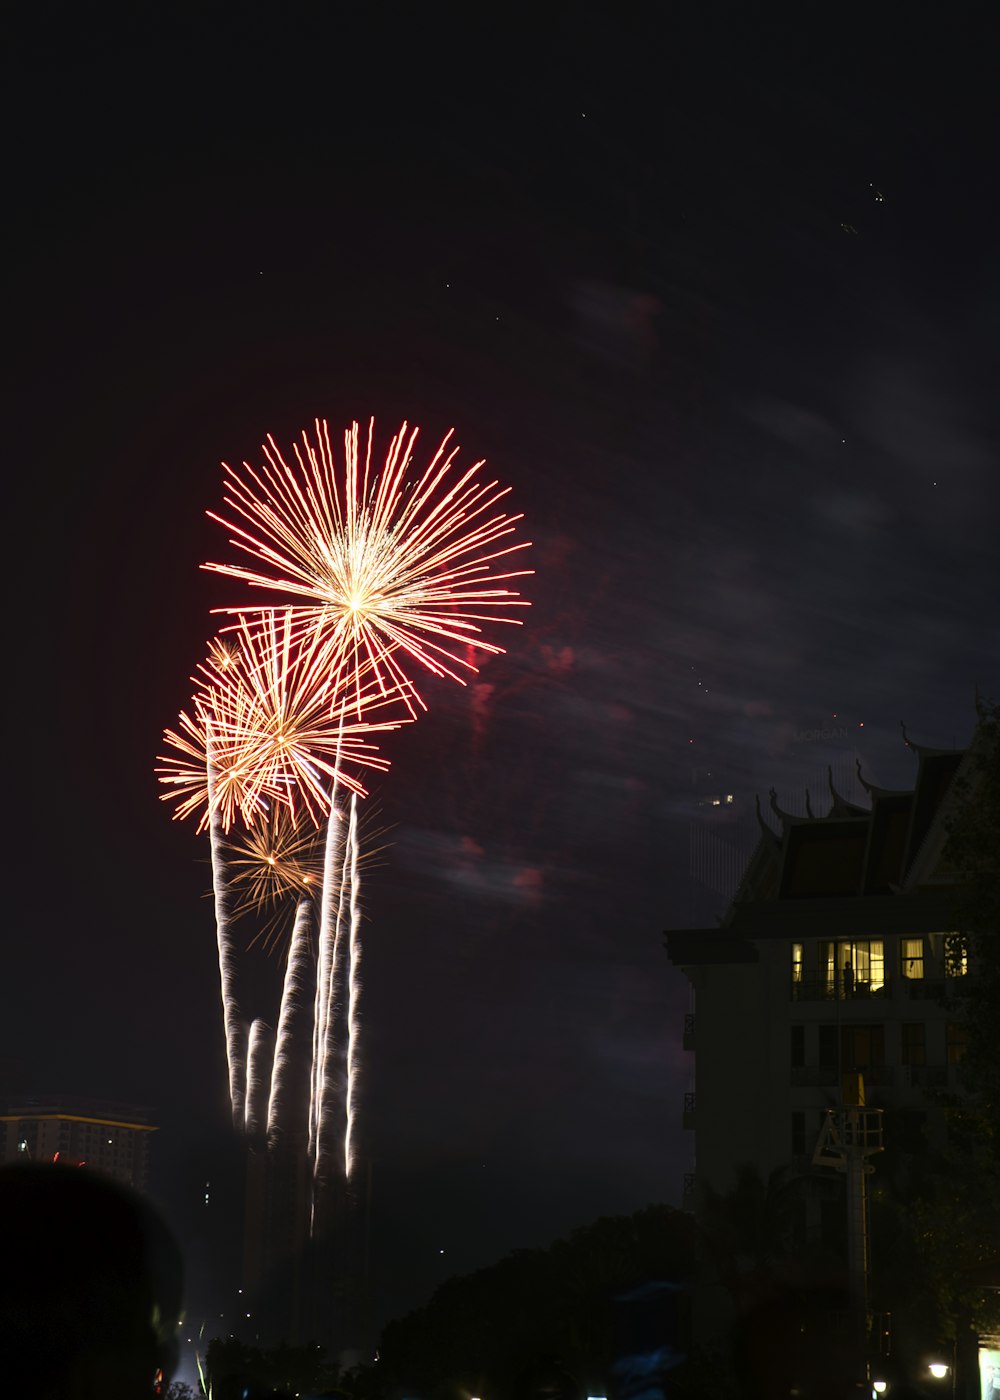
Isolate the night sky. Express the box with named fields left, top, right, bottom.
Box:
left=5, top=4, right=999, bottom=1342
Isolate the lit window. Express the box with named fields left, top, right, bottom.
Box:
left=820, top=941, right=885, bottom=997
left=901, top=938, right=924, bottom=979
left=791, top=943, right=804, bottom=983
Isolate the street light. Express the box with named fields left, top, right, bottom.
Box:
left=929, top=1364, right=949, bottom=1381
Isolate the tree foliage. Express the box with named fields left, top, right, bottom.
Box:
left=944, top=696, right=1000, bottom=1129
left=203, top=1336, right=340, bottom=1400
left=870, top=1109, right=1000, bottom=1350
left=374, top=1204, right=694, bottom=1400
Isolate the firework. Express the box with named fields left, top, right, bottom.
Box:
left=207, top=728, right=249, bottom=1129
left=313, top=798, right=353, bottom=1189
left=245, top=1018, right=275, bottom=1138
left=267, top=897, right=316, bottom=1142
left=203, top=418, right=532, bottom=716
left=225, top=804, right=323, bottom=951
left=344, top=793, right=362, bottom=1179
left=159, top=410, right=529, bottom=1241
left=157, top=613, right=406, bottom=832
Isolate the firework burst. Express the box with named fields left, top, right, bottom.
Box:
left=157, top=613, right=407, bottom=832
left=225, top=805, right=324, bottom=951
left=203, top=418, right=532, bottom=716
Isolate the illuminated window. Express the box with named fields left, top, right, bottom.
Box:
left=900, top=938, right=924, bottom=979
left=900, top=1023, right=925, bottom=1066
left=791, top=943, right=804, bottom=983
left=946, top=1023, right=968, bottom=1065
left=819, top=940, right=885, bottom=996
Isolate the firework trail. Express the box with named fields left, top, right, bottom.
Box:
left=344, top=792, right=362, bottom=1179
left=204, top=418, right=532, bottom=718
left=207, top=725, right=249, bottom=1129
left=267, top=897, right=316, bottom=1142
left=313, top=795, right=352, bottom=1193
left=245, top=1018, right=275, bottom=1139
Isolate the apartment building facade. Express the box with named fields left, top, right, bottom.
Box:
left=666, top=722, right=981, bottom=1223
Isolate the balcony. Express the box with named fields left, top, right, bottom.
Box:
left=791, top=978, right=892, bottom=1003
left=900, top=978, right=947, bottom=1004
left=791, top=1066, right=838, bottom=1087
left=682, top=1092, right=696, bottom=1130
left=857, top=1064, right=895, bottom=1087
left=905, top=1064, right=951, bottom=1089
left=683, top=1013, right=695, bottom=1052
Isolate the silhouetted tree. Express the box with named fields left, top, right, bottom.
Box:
left=204, top=1335, right=339, bottom=1399
left=374, top=1204, right=694, bottom=1400
left=944, top=696, right=1000, bottom=1129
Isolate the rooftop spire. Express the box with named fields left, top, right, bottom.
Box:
left=901, top=718, right=967, bottom=758
left=855, top=756, right=909, bottom=799
left=827, top=764, right=866, bottom=817
left=755, top=793, right=780, bottom=844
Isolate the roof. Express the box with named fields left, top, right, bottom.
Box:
left=664, top=705, right=988, bottom=965
left=730, top=716, right=981, bottom=905
left=0, top=1113, right=157, bottom=1133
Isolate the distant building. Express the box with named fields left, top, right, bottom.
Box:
left=0, top=1096, right=156, bottom=1192
left=665, top=717, right=985, bottom=1229
left=665, top=713, right=996, bottom=1387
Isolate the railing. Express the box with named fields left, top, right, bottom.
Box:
left=792, top=1064, right=899, bottom=1087
left=791, top=1066, right=839, bottom=1087
left=791, top=977, right=951, bottom=1004
left=682, top=1013, right=695, bottom=1051
left=905, top=1064, right=950, bottom=1089
left=857, top=1064, right=894, bottom=1086
left=791, top=978, right=892, bottom=1002
left=900, top=978, right=947, bottom=1003
left=682, top=1092, right=696, bottom=1130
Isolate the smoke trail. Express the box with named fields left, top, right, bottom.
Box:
left=244, top=1018, right=274, bottom=1138
left=206, top=724, right=248, bottom=1130
left=268, top=897, right=316, bottom=1142
left=308, top=800, right=342, bottom=1165
left=316, top=799, right=351, bottom=1180
left=344, top=792, right=362, bottom=1179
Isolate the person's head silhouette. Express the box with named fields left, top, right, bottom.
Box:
left=0, top=1162, right=184, bottom=1399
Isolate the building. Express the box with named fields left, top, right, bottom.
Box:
left=665, top=722, right=983, bottom=1216
left=0, top=1096, right=156, bottom=1192
left=664, top=712, right=1000, bottom=1389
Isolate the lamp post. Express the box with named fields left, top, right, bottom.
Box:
left=813, top=1071, right=884, bottom=1376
